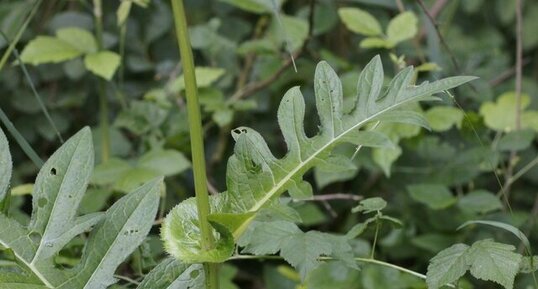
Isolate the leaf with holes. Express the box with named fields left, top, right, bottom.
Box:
left=161, top=56, right=476, bottom=264
left=58, top=179, right=161, bottom=288
left=137, top=258, right=205, bottom=289
left=0, top=128, right=162, bottom=289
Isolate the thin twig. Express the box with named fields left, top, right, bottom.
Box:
left=228, top=0, right=316, bottom=103
left=488, top=58, right=531, bottom=87
left=114, top=275, right=140, bottom=286
left=415, top=0, right=461, bottom=73
left=417, top=0, right=448, bottom=40
left=395, top=0, right=405, bottom=12
left=505, top=154, right=538, bottom=188
left=293, top=193, right=363, bottom=202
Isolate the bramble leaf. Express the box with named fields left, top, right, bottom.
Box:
left=426, top=244, right=470, bottom=289
left=352, top=197, right=387, bottom=214
left=238, top=221, right=354, bottom=280
left=162, top=56, right=476, bottom=264
left=466, top=239, right=522, bottom=289
left=519, top=256, right=538, bottom=274
left=427, top=240, right=524, bottom=289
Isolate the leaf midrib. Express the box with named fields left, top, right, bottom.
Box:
left=57, top=190, right=152, bottom=289
left=31, top=136, right=83, bottom=265
left=0, top=238, right=53, bottom=288
left=236, top=92, right=419, bottom=236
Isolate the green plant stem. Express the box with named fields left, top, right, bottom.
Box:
left=0, top=0, right=42, bottom=72
left=370, top=217, right=381, bottom=259
left=230, top=254, right=455, bottom=287
left=170, top=1, right=219, bottom=289
left=93, top=0, right=110, bottom=162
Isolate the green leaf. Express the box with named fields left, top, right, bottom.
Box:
left=137, top=258, right=204, bottom=289
left=457, top=190, right=503, bottom=214
left=519, top=256, right=538, bottom=274
left=213, top=108, right=234, bottom=127
left=162, top=57, right=476, bottom=264
left=426, top=243, right=470, bottom=289
left=0, top=272, right=46, bottom=288
left=497, top=129, right=535, bottom=151
left=28, top=128, right=99, bottom=262
left=457, top=220, right=531, bottom=256
left=113, top=168, right=161, bottom=193
left=162, top=197, right=235, bottom=263
left=0, top=285, right=49, bottom=289
left=1, top=128, right=162, bottom=288
left=20, top=36, right=82, bottom=65
left=91, top=158, right=132, bottom=186
left=407, top=184, right=457, bottom=210
left=352, top=197, right=387, bottom=214
left=479, top=91, right=536, bottom=132
left=466, top=239, right=522, bottom=289
left=0, top=127, right=12, bottom=202
left=58, top=178, right=161, bottom=289
left=372, top=146, right=402, bottom=176
left=360, top=37, right=393, bottom=49
left=425, top=106, right=464, bottom=132
left=171, top=67, right=225, bottom=92
left=219, top=0, right=284, bottom=14
left=238, top=221, right=354, bottom=280
left=268, top=15, right=309, bottom=52
left=386, top=12, right=418, bottom=45
left=117, top=1, right=132, bottom=27
left=56, top=27, right=97, bottom=54
left=84, top=51, right=121, bottom=80
left=138, top=150, right=191, bottom=177
left=338, top=8, right=382, bottom=36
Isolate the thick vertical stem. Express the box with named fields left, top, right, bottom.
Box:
left=169, top=1, right=219, bottom=288
left=93, top=0, right=110, bottom=162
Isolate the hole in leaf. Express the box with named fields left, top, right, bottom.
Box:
left=190, top=269, right=199, bottom=278
left=38, top=197, right=48, bottom=207
left=29, top=231, right=41, bottom=243
left=50, top=168, right=57, bottom=175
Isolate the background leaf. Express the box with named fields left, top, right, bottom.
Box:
left=20, top=36, right=82, bottom=65
left=338, top=8, right=382, bottom=36
left=84, top=51, right=121, bottom=80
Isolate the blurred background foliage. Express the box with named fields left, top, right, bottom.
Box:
left=1, top=0, right=538, bottom=288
